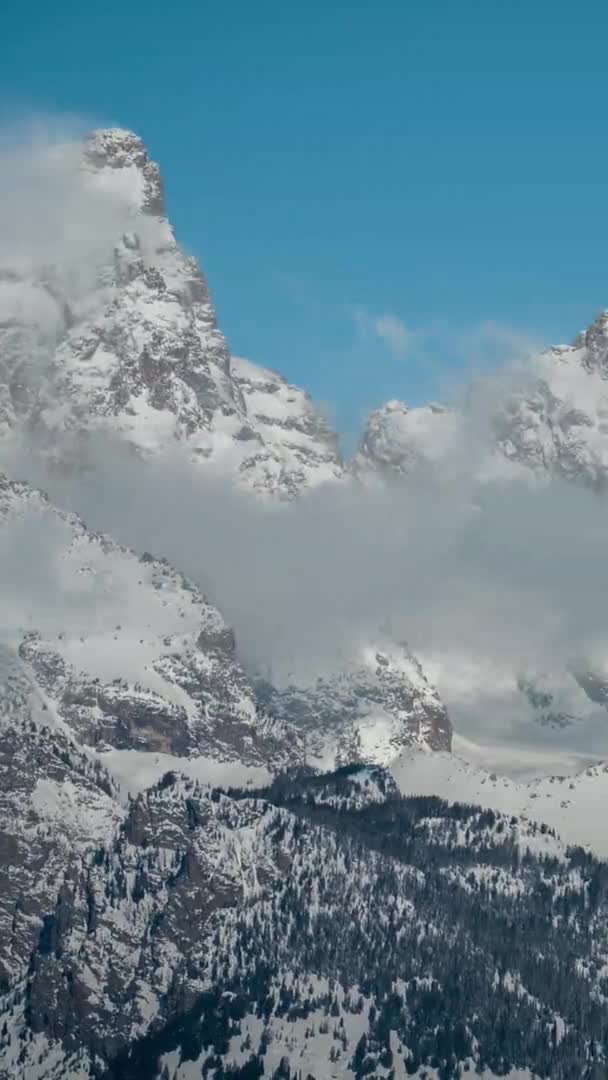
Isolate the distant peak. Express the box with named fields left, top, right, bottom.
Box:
left=370, top=399, right=447, bottom=419
left=379, top=399, right=409, bottom=415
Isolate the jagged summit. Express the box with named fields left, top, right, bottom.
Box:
left=0, top=128, right=346, bottom=500
left=572, top=308, right=608, bottom=372
left=493, top=315, right=608, bottom=485
left=85, top=127, right=147, bottom=164
left=83, top=127, right=165, bottom=215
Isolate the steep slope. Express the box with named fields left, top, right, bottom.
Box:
left=230, top=354, right=343, bottom=497
left=0, top=645, right=121, bottom=989
left=0, top=466, right=450, bottom=771
left=0, top=474, right=298, bottom=771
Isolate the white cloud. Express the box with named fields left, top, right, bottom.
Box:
left=457, top=319, right=541, bottom=367
left=10, top=423, right=608, bottom=768
left=352, top=308, right=541, bottom=376
left=354, top=308, right=414, bottom=358
left=373, top=313, right=412, bottom=356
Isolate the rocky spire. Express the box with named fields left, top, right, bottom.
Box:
left=573, top=309, right=608, bottom=373
left=83, top=128, right=165, bottom=216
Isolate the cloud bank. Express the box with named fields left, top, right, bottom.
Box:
left=10, top=432, right=608, bottom=768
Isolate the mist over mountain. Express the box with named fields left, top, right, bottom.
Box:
left=2, top=122, right=608, bottom=1079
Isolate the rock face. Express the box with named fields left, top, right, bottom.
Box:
left=84, top=127, right=166, bottom=216
left=24, top=776, right=279, bottom=1060
left=0, top=645, right=121, bottom=990
left=0, top=474, right=299, bottom=771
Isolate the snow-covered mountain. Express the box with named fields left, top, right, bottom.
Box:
left=356, top=309, right=608, bottom=489
left=3, top=124, right=608, bottom=1079
left=392, top=743, right=608, bottom=857
left=0, top=474, right=298, bottom=770
left=0, top=469, right=451, bottom=776
left=0, top=128, right=344, bottom=501
left=6, top=131, right=608, bottom=503
left=258, top=639, right=450, bottom=769
left=353, top=312, right=608, bottom=752
left=494, top=312, right=608, bottom=486
left=0, top=127, right=451, bottom=768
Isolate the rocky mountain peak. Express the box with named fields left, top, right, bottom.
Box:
left=83, top=127, right=165, bottom=216
left=573, top=308, right=608, bottom=374
left=0, top=129, right=346, bottom=500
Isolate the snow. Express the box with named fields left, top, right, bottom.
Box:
left=30, top=777, right=120, bottom=846
left=163, top=973, right=540, bottom=1080
left=0, top=476, right=288, bottom=765
left=1, top=483, right=210, bottom=671
left=22, top=169, right=344, bottom=501
left=96, top=747, right=270, bottom=800
left=0, top=997, right=94, bottom=1079
left=392, top=743, right=608, bottom=857
left=0, top=129, right=451, bottom=771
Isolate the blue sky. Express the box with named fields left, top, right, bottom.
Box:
left=4, top=1, right=608, bottom=440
